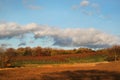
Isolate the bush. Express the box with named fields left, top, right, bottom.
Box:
left=10, top=62, right=23, bottom=67
left=105, top=56, right=120, bottom=62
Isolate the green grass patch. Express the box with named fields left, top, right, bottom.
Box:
left=67, top=55, right=107, bottom=63
left=11, top=60, right=67, bottom=67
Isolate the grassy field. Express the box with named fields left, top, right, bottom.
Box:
left=0, top=61, right=120, bottom=80
left=0, top=52, right=119, bottom=80
left=11, top=53, right=107, bottom=67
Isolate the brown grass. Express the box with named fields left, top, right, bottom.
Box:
left=0, top=61, right=120, bottom=80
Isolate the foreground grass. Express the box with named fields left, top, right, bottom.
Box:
left=0, top=61, right=120, bottom=80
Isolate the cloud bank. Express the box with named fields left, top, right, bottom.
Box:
left=0, top=22, right=119, bottom=48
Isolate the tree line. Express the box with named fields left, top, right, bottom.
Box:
left=0, top=45, right=120, bottom=68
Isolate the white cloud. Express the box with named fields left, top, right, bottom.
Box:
left=0, top=22, right=39, bottom=39
left=22, top=0, right=43, bottom=10
left=80, top=0, right=89, bottom=7
left=0, top=43, right=11, bottom=47
left=73, top=0, right=98, bottom=16
left=34, top=27, right=120, bottom=48
left=0, top=22, right=119, bottom=48
left=73, top=0, right=109, bottom=19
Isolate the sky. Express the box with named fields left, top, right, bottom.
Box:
left=0, top=0, right=120, bottom=49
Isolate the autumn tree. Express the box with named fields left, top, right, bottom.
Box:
left=75, top=48, right=94, bottom=54
left=0, top=47, right=5, bottom=68
left=43, top=48, right=52, bottom=56
left=50, top=49, right=59, bottom=56
left=107, top=45, right=120, bottom=61
left=16, top=47, right=25, bottom=56
left=31, top=46, right=43, bottom=56
left=3, top=48, right=17, bottom=67
left=24, top=47, right=32, bottom=56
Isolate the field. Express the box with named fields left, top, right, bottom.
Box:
left=0, top=61, right=120, bottom=80
left=0, top=46, right=120, bottom=80
left=11, top=53, right=107, bottom=67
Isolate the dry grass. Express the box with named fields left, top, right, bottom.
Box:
left=0, top=61, right=120, bottom=80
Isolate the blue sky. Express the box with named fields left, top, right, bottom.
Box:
left=0, top=0, right=120, bottom=49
